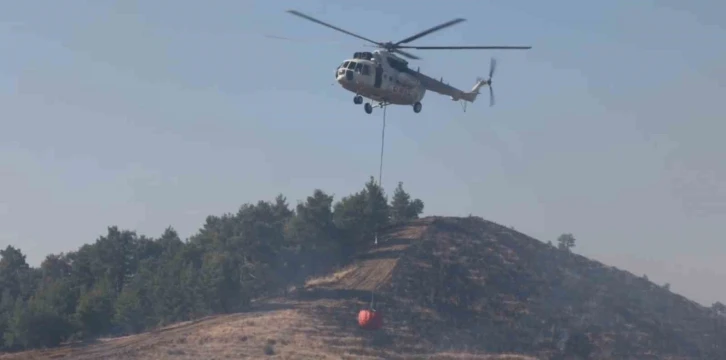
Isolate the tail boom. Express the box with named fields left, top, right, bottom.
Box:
left=459, top=78, right=489, bottom=103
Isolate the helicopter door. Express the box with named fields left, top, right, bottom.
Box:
left=374, top=65, right=383, bottom=88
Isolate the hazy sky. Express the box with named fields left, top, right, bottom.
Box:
left=1, top=1, right=724, bottom=306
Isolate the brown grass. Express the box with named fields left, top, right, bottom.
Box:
left=304, top=266, right=357, bottom=288
left=0, top=299, right=537, bottom=360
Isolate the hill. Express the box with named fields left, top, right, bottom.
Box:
left=3, top=216, right=724, bottom=359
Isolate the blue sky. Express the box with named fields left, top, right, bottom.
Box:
left=1, top=0, right=724, bottom=305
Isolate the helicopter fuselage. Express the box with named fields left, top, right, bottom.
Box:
left=335, top=50, right=426, bottom=113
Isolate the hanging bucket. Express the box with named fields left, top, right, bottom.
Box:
left=357, top=308, right=383, bottom=330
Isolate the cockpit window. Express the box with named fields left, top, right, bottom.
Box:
left=362, top=65, right=370, bottom=75
left=347, top=61, right=356, bottom=69
left=355, top=63, right=363, bottom=72
left=341, top=61, right=349, bottom=69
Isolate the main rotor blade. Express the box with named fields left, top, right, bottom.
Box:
left=399, top=45, right=532, bottom=50
left=395, top=18, right=466, bottom=45
left=286, top=10, right=382, bottom=47
left=264, top=34, right=352, bottom=45
left=393, top=48, right=421, bottom=60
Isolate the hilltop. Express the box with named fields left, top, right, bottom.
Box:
left=302, top=216, right=726, bottom=359
left=3, top=216, right=725, bottom=359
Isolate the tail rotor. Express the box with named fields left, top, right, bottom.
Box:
left=486, top=58, right=496, bottom=107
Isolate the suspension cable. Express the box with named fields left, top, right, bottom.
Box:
left=371, top=103, right=387, bottom=311
left=379, top=104, right=387, bottom=186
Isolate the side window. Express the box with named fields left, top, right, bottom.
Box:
left=355, top=63, right=363, bottom=73
left=362, top=65, right=370, bottom=75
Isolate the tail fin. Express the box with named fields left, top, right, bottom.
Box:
left=461, top=77, right=489, bottom=103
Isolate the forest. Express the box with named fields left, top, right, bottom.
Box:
left=0, top=177, right=424, bottom=351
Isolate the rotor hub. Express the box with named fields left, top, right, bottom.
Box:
left=380, top=41, right=396, bottom=51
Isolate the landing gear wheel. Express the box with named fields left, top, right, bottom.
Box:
left=364, top=103, right=373, bottom=114
left=413, top=102, right=422, bottom=113
left=354, top=95, right=363, bottom=105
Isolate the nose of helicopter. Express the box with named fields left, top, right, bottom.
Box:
left=336, top=68, right=355, bottom=84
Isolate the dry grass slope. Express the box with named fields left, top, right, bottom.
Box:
left=2, top=216, right=724, bottom=360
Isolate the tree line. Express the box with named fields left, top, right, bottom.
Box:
left=0, top=177, right=424, bottom=351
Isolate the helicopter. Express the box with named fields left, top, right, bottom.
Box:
left=284, top=10, right=532, bottom=114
